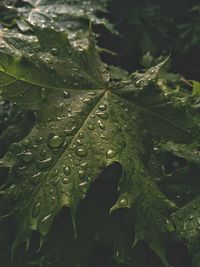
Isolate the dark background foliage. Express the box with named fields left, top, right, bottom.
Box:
left=96, top=0, right=200, bottom=80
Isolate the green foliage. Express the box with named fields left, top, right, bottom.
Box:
left=102, top=0, right=200, bottom=79
left=0, top=1, right=200, bottom=267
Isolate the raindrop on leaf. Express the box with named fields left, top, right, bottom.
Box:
left=37, top=157, right=53, bottom=170
left=62, top=177, right=70, bottom=184
left=48, top=135, right=63, bottom=148
left=79, top=181, right=88, bottom=194
left=76, top=148, right=87, bottom=157
left=63, top=166, right=71, bottom=175
left=17, top=151, right=33, bottom=163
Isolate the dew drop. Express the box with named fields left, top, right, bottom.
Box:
left=79, top=132, right=84, bottom=138
left=41, top=88, right=47, bottom=99
left=96, top=112, right=108, bottom=119
left=62, top=177, right=70, bottom=184
left=78, top=170, right=85, bottom=178
left=51, top=169, right=59, bottom=177
left=18, top=151, right=33, bottom=163
left=64, top=126, right=76, bottom=135
left=78, top=181, right=88, bottom=194
left=83, top=98, right=92, bottom=105
left=80, top=162, right=88, bottom=169
left=29, top=172, right=42, bottom=185
left=106, top=149, right=116, bottom=159
left=48, top=135, right=63, bottom=148
left=70, top=144, right=76, bottom=150
left=118, top=197, right=128, bottom=207
left=37, top=157, right=53, bottom=170
left=63, top=166, right=71, bottom=175
left=98, top=104, right=107, bottom=111
left=63, top=90, right=70, bottom=98
left=88, top=124, right=94, bottom=130
left=41, top=214, right=52, bottom=223
left=98, top=120, right=105, bottom=130
left=32, top=202, right=41, bottom=218
left=193, top=204, right=197, bottom=210
left=76, top=139, right=83, bottom=146
left=51, top=47, right=59, bottom=55
left=52, top=176, right=60, bottom=186
left=76, top=148, right=87, bottom=157
left=188, top=214, right=194, bottom=221
left=153, top=147, right=160, bottom=154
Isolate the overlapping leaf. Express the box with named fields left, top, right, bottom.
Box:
left=0, top=0, right=114, bottom=48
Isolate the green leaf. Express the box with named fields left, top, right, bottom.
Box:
left=165, top=142, right=200, bottom=267
left=0, top=0, right=114, bottom=48
left=192, top=80, right=200, bottom=96
left=0, top=26, right=200, bottom=267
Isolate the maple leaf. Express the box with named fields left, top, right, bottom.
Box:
left=0, top=25, right=200, bottom=267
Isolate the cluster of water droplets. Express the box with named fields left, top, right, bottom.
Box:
left=173, top=202, right=200, bottom=237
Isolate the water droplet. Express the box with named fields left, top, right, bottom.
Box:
left=48, top=135, right=63, bottom=148
left=79, top=132, right=84, bottom=138
left=52, top=169, right=59, bottom=177
left=32, top=202, right=41, bottom=218
left=41, top=88, right=47, bottom=99
left=98, top=104, right=107, bottom=111
left=52, top=176, right=60, bottom=186
left=79, top=181, right=88, bottom=194
left=64, top=126, right=76, bottom=135
left=63, top=91, right=70, bottom=98
left=51, top=47, right=59, bottom=55
left=193, top=204, right=197, bottom=210
left=106, top=149, right=116, bottom=159
left=188, top=214, right=193, bottom=221
left=37, top=157, right=53, bottom=170
left=18, top=151, right=33, bottom=163
left=98, top=120, right=105, bottom=130
left=78, top=170, right=85, bottom=178
left=41, top=214, right=52, bottom=223
left=76, top=139, right=83, bottom=146
left=80, top=162, right=88, bottom=169
left=153, top=147, right=160, bottom=154
left=62, top=177, right=70, bottom=184
left=118, top=197, right=128, bottom=207
left=96, top=112, right=108, bottom=119
left=83, top=98, right=92, bottom=105
left=29, top=172, right=42, bottom=185
left=63, top=166, right=71, bottom=175
left=87, top=91, right=96, bottom=96
left=76, top=148, right=87, bottom=157
left=88, top=124, right=94, bottom=130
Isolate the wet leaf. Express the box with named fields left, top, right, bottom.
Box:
left=0, top=24, right=200, bottom=267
